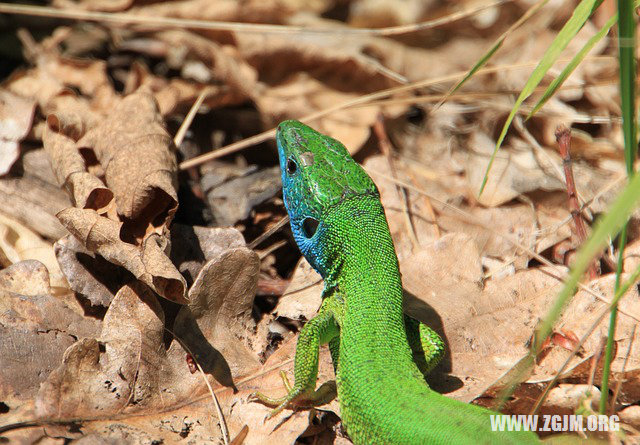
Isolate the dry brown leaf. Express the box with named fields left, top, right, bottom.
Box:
left=56, top=207, right=187, bottom=304
left=529, top=274, right=640, bottom=383
left=5, top=67, right=65, bottom=110
left=544, top=384, right=600, bottom=414
left=496, top=13, right=604, bottom=96
left=41, top=87, right=184, bottom=304
left=623, top=238, right=640, bottom=274
left=204, top=165, right=281, bottom=226
left=0, top=260, right=100, bottom=404
left=235, top=18, right=394, bottom=92
left=39, top=56, right=113, bottom=98
left=43, top=95, right=113, bottom=212
left=619, top=405, right=640, bottom=430
left=54, top=234, right=134, bottom=307
left=31, top=243, right=264, bottom=442
left=366, top=35, right=487, bottom=83
left=168, top=224, right=247, bottom=284
left=36, top=283, right=168, bottom=419
left=154, top=78, right=227, bottom=116
left=54, top=224, right=247, bottom=308
left=465, top=132, right=562, bottom=207
left=120, top=61, right=241, bottom=116
left=6, top=53, right=115, bottom=111
left=400, top=233, right=562, bottom=401
left=0, top=90, right=35, bottom=176
left=174, top=247, right=262, bottom=385
left=400, top=233, right=640, bottom=414
left=78, top=88, right=178, bottom=241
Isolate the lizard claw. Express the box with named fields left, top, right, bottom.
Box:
left=249, top=371, right=300, bottom=418
left=250, top=391, right=297, bottom=418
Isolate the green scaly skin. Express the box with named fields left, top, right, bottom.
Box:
left=252, top=120, right=539, bottom=444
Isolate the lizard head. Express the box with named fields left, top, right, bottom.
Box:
left=276, top=120, right=378, bottom=271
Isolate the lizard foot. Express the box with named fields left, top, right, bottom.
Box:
left=249, top=371, right=337, bottom=418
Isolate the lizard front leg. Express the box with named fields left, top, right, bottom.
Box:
left=251, top=297, right=340, bottom=417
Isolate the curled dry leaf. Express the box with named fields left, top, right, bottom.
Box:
left=41, top=87, right=185, bottom=303
left=36, top=282, right=166, bottom=419
left=54, top=224, right=246, bottom=307
left=6, top=51, right=116, bottom=111
left=43, top=97, right=113, bottom=212
left=78, top=88, right=178, bottom=241
left=54, top=234, right=134, bottom=307
left=0, top=90, right=35, bottom=176
left=38, top=56, right=113, bottom=98
left=123, top=62, right=237, bottom=117
left=56, top=208, right=187, bottom=304
left=0, top=173, right=70, bottom=241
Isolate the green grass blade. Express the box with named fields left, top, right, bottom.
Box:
left=527, top=12, right=617, bottom=119
left=479, top=0, right=604, bottom=196
left=529, top=0, right=640, bottom=120
left=599, top=0, right=637, bottom=414
left=443, top=40, right=502, bottom=100
left=616, top=2, right=637, bottom=175
left=433, top=0, right=549, bottom=110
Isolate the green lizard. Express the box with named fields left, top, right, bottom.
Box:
left=252, top=120, right=539, bottom=444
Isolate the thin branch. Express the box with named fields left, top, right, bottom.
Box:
left=0, top=1, right=512, bottom=36
left=556, top=126, right=599, bottom=279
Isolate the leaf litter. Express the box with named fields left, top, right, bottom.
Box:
left=0, top=0, right=639, bottom=443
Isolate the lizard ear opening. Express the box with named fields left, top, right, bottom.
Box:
left=286, top=158, right=298, bottom=175
left=302, top=217, right=319, bottom=238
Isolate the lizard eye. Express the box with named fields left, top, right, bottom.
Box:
left=286, top=158, right=297, bottom=175
left=302, top=217, right=319, bottom=238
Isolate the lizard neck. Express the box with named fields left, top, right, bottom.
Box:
left=317, top=196, right=405, bottom=322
